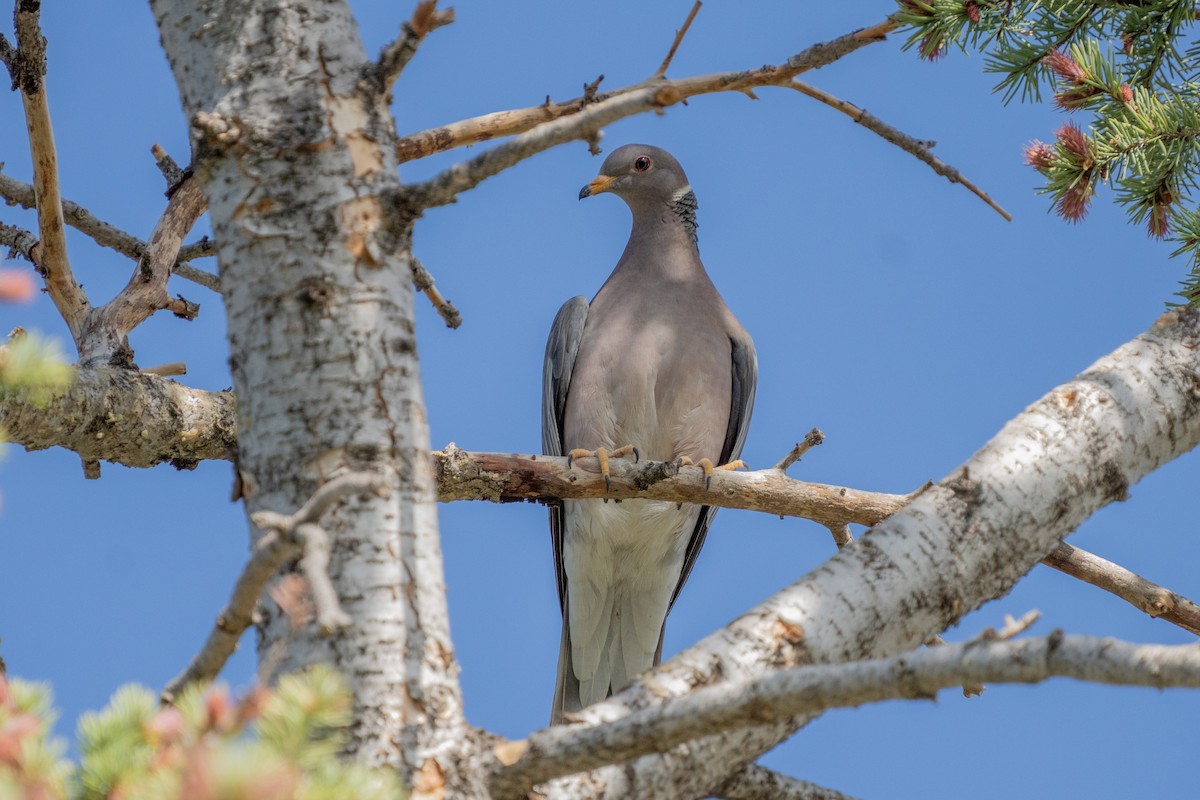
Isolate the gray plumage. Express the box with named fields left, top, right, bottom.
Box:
left=543, top=144, right=757, bottom=723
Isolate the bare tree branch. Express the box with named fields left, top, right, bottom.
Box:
left=492, top=630, right=1200, bottom=796
left=0, top=169, right=219, bottom=292
left=161, top=472, right=390, bottom=702
left=394, top=18, right=897, bottom=163
left=1043, top=542, right=1200, bottom=635
left=395, top=20, right=914, bottom=211
left=653, top=1, right=703, bottom=79
left=10, top=4, right=90, bottom=343
left=371, top=0, right=455, bottom=94
left=718, top=765, right=861, bottom=800
left=0, top=366, right=235, bottom=468
left=77, top=175, right=206, bottom=367
left=786, top=79, right=1012, bottom=221
left=410, top=255, right=461, bottom=328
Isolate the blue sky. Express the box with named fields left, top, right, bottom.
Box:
left=2, top=2, right=1198, bottom=797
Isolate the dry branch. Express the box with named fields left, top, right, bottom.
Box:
left=787, top=79, right=1011, bottom=221
left=0, top=169, right=219, bottom=292
left=395, top=19, right=895, bottom=163
left=1043, top=542, right=1200, bottom=635
left=162, top=472, right=390, bottom=701
left=0, top=366, right=235, bottom=468
left=76, top=174, right=206, bottom=366
left=654, top=1, right=703, bottom=79
left=491, top=631, right=1200, bottom=796
left=10, top=4, right=89, bottom=343
left=372, top=0, right=455, bottom=93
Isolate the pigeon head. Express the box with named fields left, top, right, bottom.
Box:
left=579, top=144, right=692, bottom=206
left=579, top=144, right=698, bottom=245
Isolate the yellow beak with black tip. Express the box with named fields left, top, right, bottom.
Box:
left=579, top=174, right=618, bottom=199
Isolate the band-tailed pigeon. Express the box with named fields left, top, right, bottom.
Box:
left=543, top=144, right=757, bottom=723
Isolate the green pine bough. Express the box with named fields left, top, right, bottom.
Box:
left=894, top=0, right=1200, bottom=305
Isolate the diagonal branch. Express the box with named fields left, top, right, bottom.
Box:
left=398, top=18, right=897, bottom=163
left=398, top=84, right=678, bottom=209
left=371, top=0, right=456, bottom=94
left=11, top=3, right=90, bottom=344
left=490, top=631, right=1200, bottom=795
left=654, top=1, right=703, bottom=79
left=787, top=79, right=1012, bottom=221
left=161, top=472, right=391, bottom=702
left=0, top=169, right=219, bottom=292
left=1042, top=542, right=1200, bottom=635
left=394, top=19, right=896, bottom=163
left=77, top=174, right=206, bottom=366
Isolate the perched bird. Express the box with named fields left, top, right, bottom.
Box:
left=543, top=144, right=757, bottom=723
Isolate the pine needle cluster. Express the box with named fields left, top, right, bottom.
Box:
left=894, top=1, right=1200, bottom=304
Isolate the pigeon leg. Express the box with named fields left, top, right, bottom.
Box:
left=679, top=456, right=747, bottom=491
left=566, top=445, right=640, bottom=492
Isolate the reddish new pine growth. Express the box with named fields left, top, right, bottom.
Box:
left=1149, top=187, right=1175, bottom=238
left=1044, top=50, right=1086, bottom=83
left=964, top=0, right=981, bottom=24
left=920, top=33, right=948, bottom=61
left=1120, top=83, right=1134, bottom=105
left=1122, top=32, right=1135, bottom=56
left=1058, top=180, right=1095, bottom=222
left=1024, top=141, right=1055, bottom=170
left=1056, top=122, right=1093, bottom=166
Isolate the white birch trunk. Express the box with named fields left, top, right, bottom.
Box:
left=149, top=1, right=484, bottom=794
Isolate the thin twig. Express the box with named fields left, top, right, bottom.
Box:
left=394, top=18, right=897, bottom=164
left=1043, top=542, right=1200, bottom=636
left=773, top=428, right=825, bottom=472
left=787, top=79, right=1012, bottom=221
left=489, top=630, right=1200, bottom=796
left=373, top=0, right=456, bottom=93
left=150, top=143, right=187, bottom=194
left=655, top=1, right=703, bottom=78
left=162, top=473, right=389, bottom=701
left=410, top=256, right=461, bottom=328
left=0, top=170, right=219, bottom=292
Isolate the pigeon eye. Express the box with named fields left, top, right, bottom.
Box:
left=633, top=156, right=652, bottom=172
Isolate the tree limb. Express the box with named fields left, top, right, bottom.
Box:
left=9, top=4, right=90, bottom=344
left=371, top=0, right=455, bottom=94
left=76, top=175, right=205, bottom=367
left=395, top=18, right=897, bottom=163
left=0, top=367, right=235, bottom=468
left=0, top=169, right=219, bottom=293
left=3, top=368, right=1197, bottom=639
left=1042, top=542, right=1200, bottom=635
left=491, top=630, right=1200, bottom=795
left=161, top=472, right=390, bottom=702
left=786, top=79, right=1012, bottom=221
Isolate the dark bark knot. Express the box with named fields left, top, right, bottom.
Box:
left=1098, top=460, right=1130, bottom=503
